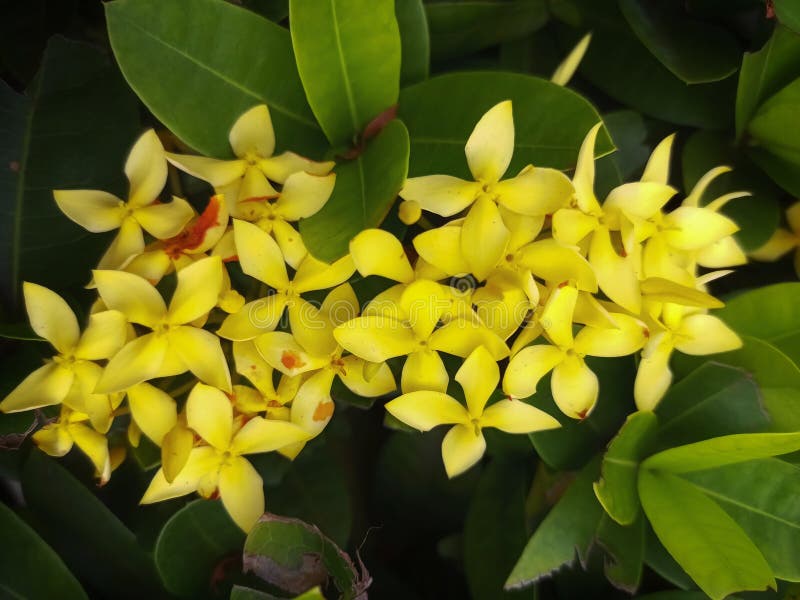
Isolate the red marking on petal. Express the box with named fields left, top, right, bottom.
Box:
left=577, top=409, right=589, bottom=420
left=163, top=195, right=223, bottom=258
left=313, top=401, right=334, bottom=422
left=281, top=350, right=305, bottom=370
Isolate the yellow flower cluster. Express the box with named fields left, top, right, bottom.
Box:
left=1, top=101, right=744, bottom=530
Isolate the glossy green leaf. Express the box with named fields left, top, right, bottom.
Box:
left=154, top=499, right=245, bottom=598
left=736, top=25, right=800, bottom=139
left=655, top=362, right=768, bottom=450
left=748, top=77, right=800, bottom=167
left=643, top=524, right=696, bottom=590
left=0, top=502, right=88, bottom=600
left=106, top=0, right=326, bottom=159
left=643, top=431, right=800, bottom=474
left=395, top=0, right=429, bottom=86
left=681, top=130, right=780, bottom=251
left=0, top=35, right=137, bottom=307
left=505, top=459, right=602, bottom=590
left=529, top=356, right=635, bottom=470
left=618, top=0, right=740, bottom=84
left=300, top=119, right=409, bottom=262
left=774, top=0, right=800, bottom=35
left=638, top=469, right=775, bottom=600
left=464, top=459, right=535, bottom=600
left=290, top=0, right=401, bottom=146
left=243, top=513, right=369, bottom=600
left=596, top=514, right=645, bottom=593
left=21, top=450, right=160, bottom=599
left=593, top=411, right=658, bottom=525
left=746, top=144, right=800, bottom=197
left=398, top=71, right=614, bottom=178
left=685, top=458, right=800, bottom=581
left=425, top=1, right=548, bottom=61
left=0, top=322, right=43, bottom=341
left=242, top=0, right=289, bottom=22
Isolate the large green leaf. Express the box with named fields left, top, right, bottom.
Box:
left=736, top=25, right=800, bottom=139
left=396, top=0, right=429, bottom=86
left=21, top=450, right=160, bottom=599
left=638, top=469, right=774, bottom=600
left=398, top=71, right=614, bottom=178
left=463, top=459, right=535, bottom=600
left=106, top=0, right=326, bottom=159
left=774, top=0, right=800, bottom=36
left=300, top=119, right=409, bottom=262
left=289, top=0, right=401, bottom=146
left=593, top=109, right=651, bottom=198
left=154, top=499, right=245, bottom=598
left=618, top=0, right=739, bottom=84
left=748, top=78, right=800, bottom=167
left=425, top=1, right=548, bottom=61
left=0, top=502, right=88, bottom=600
left=596, top=514, right=645, bottom=593
left=746, top=144, right=800, bottom=197
left=593, top=411, right=658, bottom=526
left=685, top=458, right=800, bottom=581
left=505, top=459, right=602, bottom=590
left=0, top=35, right=138, bottom=307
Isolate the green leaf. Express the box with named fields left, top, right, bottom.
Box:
left=243, top=513, right=369, bottom=599
left=684, top=458, right=800, bottom=581
left=638, top=469, right=774, bottom=600
left=396, top=0, right=429, bottom=86
left=642, top=432, right=800, bottom=474
left=289, top=0, right=400, bottom=146
left=154, top=499, right=245, bottom=598
left=398, top=71, right=614, bottom=178
left=774, top=0, right=800, bottom=36
left=0, top=322, right=43, bottom=341
left=746, top=144, right=800, bottom=197
left=300, top=119, right=409, bottom=262
left=618, top=0, right=740, bottom=84
left=593, top=411, right=658, bottom=525
left=655, top=362, right=768, bottom=449
left=0, top=502, right=88, bottom=600
left=748, top=78, right=800, bottom=166
left=0, top=36, right=138, bottom=307
left=21, top=450, right=160, bottom=599
left=463, top=459, right=535, bottom=600
left=681, top=130, right=780, bottom=251
left=736, top=25, right=800, bottom=139
left=106, top=0, right=326, bottom=159
left=596, top=514, right=645, bottom=593
left=242, top=0, right=289, bottom=22
left=425, top=1, right=548, bottom=61
left=231, top=585, right=326, bottom=600
left=529, top=356, right=635, bottom=470
left=505, top=459, right=602, bottom=590
left=643, top=524, right=696, bottom=591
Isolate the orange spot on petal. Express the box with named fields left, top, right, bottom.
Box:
left=281, top=350, right=305, bottom=370
left=313, top=401, right=334, bottom=422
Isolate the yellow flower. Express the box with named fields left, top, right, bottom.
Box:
left=0, top=283, right=127, bottom=432
left=750, top=200, right=800, bottom=276
left=126, top=382, right=178, bottom=446
left=54, top=130, right=194, bottom=269
left=141, top=382, right=311, bottom=531
left=93, top=256, right=231, bottom=393
left=385, top=346, right=560, bottom=478
left=232, top=340, right=301, bottom=416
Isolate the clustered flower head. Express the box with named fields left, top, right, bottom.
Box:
left=1, top=100, right=745, bottom=531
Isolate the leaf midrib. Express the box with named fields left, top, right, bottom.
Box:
left=689, top=480, right=800, bottom=531
left=329, top=0, right=359, bottom=135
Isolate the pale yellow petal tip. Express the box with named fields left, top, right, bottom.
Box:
left=398, top=200, right=421, bottom=225
left=551, top=32, right=592, bottom=87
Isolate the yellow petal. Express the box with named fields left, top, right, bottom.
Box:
left=23, top=282, right=79, bottom=353
left=787, top=200, right=800, bottom=234
left=640, top=277, right=723, bottom=308
left=385, top=391, right=469, bottom=431
left=271, top=219, right=308, bottom=269
left=125, top=130, right=168, bottom=208
left=574, top=314, right=648, bottom=357
left=461, top=196, right=510, bottom=281
left=218, top=296, right=287, bottom=341
left=98, top=217, right=145, bottom=270
left=634, top=333, right=673, bottom=411
left=540, top=283, right=578, bottom=348
left=334, top=315, right=417, bottom=362
left=321, top=283, right=360, bottom=326
left=287, top=300, right=337, bottom=357
left=399, top=175, right=481, bottom=217
left=53, top=190, right=125, bottom=232
left=274, top=172, right=336, bottom=221
left=398, top=199, right=421, bottom=225
left=94, top=333, right=168, bottom=393
left=551, top=208, right=598, bottom=245
left=93, top=269, right=167, bottom=328
left=254, top=331, right=327, bottom=376
left=141, top=446, right=219, bottom=503
left=74, top=310, right=128, bottom=360
left=350, top=229, right=414, bottom=283
left=186, top=382, right=233, bottom=450
left=231, top=417, right=311, bottom=454
left=662, top=207, right=739, bottom=251
left=69, top=362, right=113, bottom=433
left=400, top=280, right=449, bottom=340
left=481, top=399, right=561, bottom=433
left=428, top=319, right=510, bottom=360
left=233, top=219, right=289, bottom=289
left=683, top=165, right=731, bottom=207
left=258, top=151, right=334, bottom=183
left=168, top=326, right=232, bottom=392
left=441, top=424, right=486, bottom=478
left=604, top=181, right=676, bottom=220
left=674, top=314, right=742, bottom=355
left=229, top=104, right=275, bottom=159
left=219, top=457, right=264, bottom=532
left=165, top=153, right=246, bottom=187
left=168, top=256, right=224, bottom=325
left=133, top=197, right=195, bottom=239
left=517, top=239, right=597, bottom=292
left=293, top=254, right=355, bottom=294
left=33, top=423, right=73, bottom=457
left=641, top=134, right=676, bottom=185
left=239, top=166, right=279, bottom=203
left=401, top=350, right=449, bottom=393
left=696, top=236, right=748, bottom=268
left=749, top=228, right=797, bottom=261
left=68, top=422, right=111, bottom=484
left=0, top=363, right=74, bottom=412
left=589, top=227, right=641, bottom=315
left=641, top=235, right=693, bottom=285
left=127, top=383, right=177, bottom=445
left=503, top=344, right=564, bottom=399
left=290, top=370, right=337, bottom=437
left=466, top=100, right=514, bottom=183
left=456, top=345, right=499, bottom=418
left=572, top=123, right=603, bottom=214
left=551, top=32, right=592, bottom=86
left=494, top=166, right=574, bottom=216
left=339, top=355, right=397, bottom=397
left=413, top=225, right=470, bottom=276
left=124, top=250, right=172, bottom=284
left=233, top=340, right=276, bottom=396
left=161, top=422, right=195, bottom=482
left=551, top=355, right=598, bottom=419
